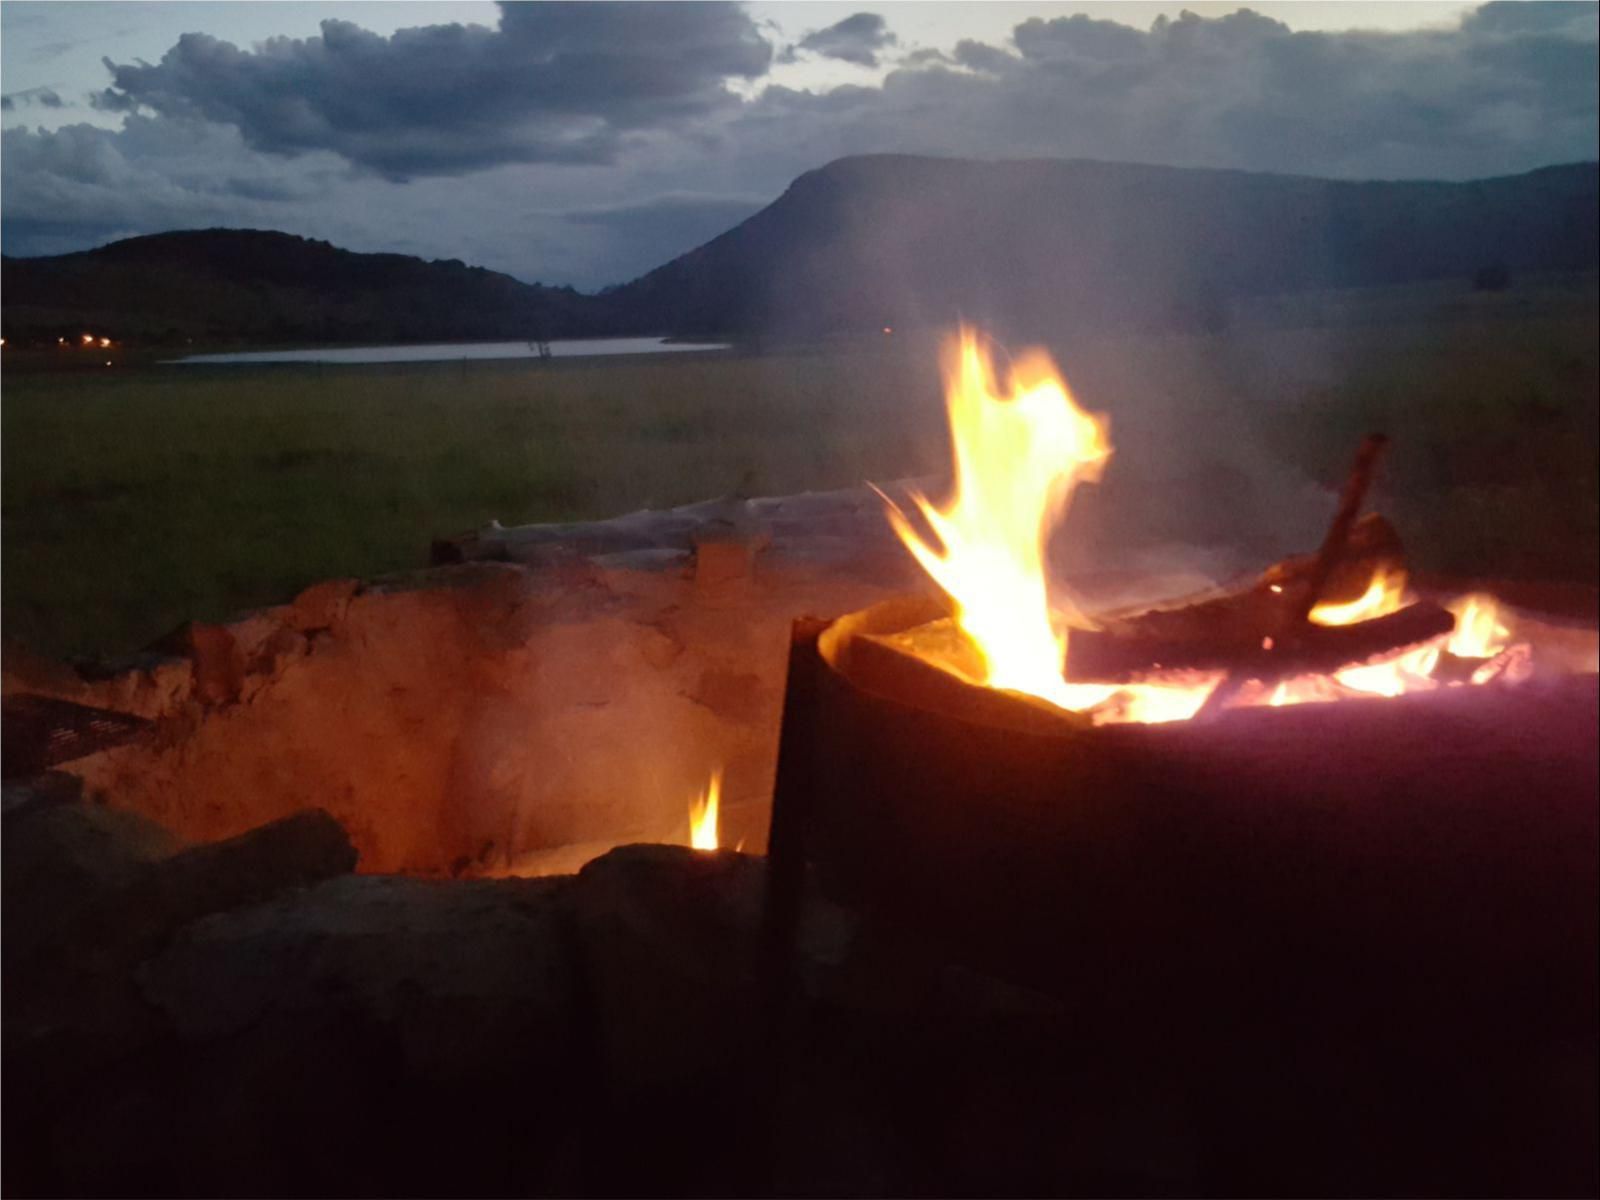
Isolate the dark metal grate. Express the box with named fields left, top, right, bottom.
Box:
left=1, top=694, right=152, bottom=779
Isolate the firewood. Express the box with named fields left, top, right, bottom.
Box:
left=1065, top=600, right=1454, bottom=682
left=1286, top=432, right=1389, bottom=626
left=1194, top=435, right=1407, bottom=716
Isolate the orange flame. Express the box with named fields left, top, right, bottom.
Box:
left=885, top=327, right=1118, bottom=710
left=1299, top=563, right=1438, bottom=696
left=1308, top=565, right=1408, bottom=626
left=688, top=769, right=721, bottom=851
left=883, top=327, right=1534, bottom=723
left=1447, top=593, right=1512, bottom=658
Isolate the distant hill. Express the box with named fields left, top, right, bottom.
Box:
left=0, top=229, right=610, bottom=346
left=602, top=156, right=1600, bottom=339
left=3, top=158, right=1596, bottom=347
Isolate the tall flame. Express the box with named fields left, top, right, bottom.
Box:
left=886, top=327, right=1116, bottom=709
left=688, top=769, right=721, bottom=851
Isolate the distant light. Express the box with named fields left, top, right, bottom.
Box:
left=882, top=326, right=893, bottom=335
left=81, top=333, right=94, bottom=345
left=98, top=336, right=112, bottom=348
left=58, top=337, right=67, bottom=345
left=105, top=360, right=113, bottom=367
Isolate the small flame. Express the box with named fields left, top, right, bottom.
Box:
left=1308, top=565, right=1408, bottom=626
left=886, top=326, right=1115, bottom=710
left=1334, top=644, right=1441, bottom=697
left=1447, top=593, right=1512, bottom=658
left=1299, top=564, right=1438, bottom=696
left=688, top=769, right=721, bottom=851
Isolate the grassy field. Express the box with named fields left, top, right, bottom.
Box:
left=4, top=276, right=1596, bottom=661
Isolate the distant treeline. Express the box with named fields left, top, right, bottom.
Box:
left=1, top=230, right=612, bottom=348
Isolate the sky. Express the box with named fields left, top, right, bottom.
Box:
left=2, top=1, right=1595, bottom=288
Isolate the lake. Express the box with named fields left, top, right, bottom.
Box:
left=168, top=336, right=730, bottom=366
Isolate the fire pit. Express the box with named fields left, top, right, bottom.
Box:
left=766, top=605, right=1597, bottom=1007
left=757, top=327, right=1598, bottom=1192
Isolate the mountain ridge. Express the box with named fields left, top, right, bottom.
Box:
left=601, top=154, right=1600, bottom=338
left=4, top=155, right=1596, bottom=346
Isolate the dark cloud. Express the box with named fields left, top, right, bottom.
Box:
left=0, top=117, right=344, bottom=258
left=741, top=3, right=1598, bottom=183
left=2, top=85, right=66, bottom=111
left=1463, top=1, right=1599, bottom=36
left=95, top=1, right=771, bottom=179
left=950, top=40, right=1019, bottom=75
left=1012, top=14, right=1150, bottom=63
left=794, top=13, right=897, bottom=68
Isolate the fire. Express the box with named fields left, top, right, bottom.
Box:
left=885, top=327, right=1117, bottom=711
left=688, top=768, right=721, bottom=851
left=1308, top=566, right=1407, bottom=626
left=1447, top=593, right=1511, bottom=658
left=882, top=325, right=1537, bottom=724
left=1300, top=564, right=1439, bottom=696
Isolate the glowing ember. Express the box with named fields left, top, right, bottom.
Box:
left=884, top=326, right=1118, bottom=711
left=688, top=769, right=721, bottom=851
left=1092, top=674, right=1225, bottom=725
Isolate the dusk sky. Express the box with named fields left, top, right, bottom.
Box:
left=3, top=1, right=1595, bottom=288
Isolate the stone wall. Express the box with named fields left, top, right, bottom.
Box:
left=11, top=487, right=939, bottom=874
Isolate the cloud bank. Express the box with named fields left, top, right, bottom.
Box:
left=95, top=1, right=772, bottom=178
left=2, top=2, right=1595, bottom=287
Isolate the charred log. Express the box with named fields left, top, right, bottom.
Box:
left=1066, top=600, right=1454, bottom=682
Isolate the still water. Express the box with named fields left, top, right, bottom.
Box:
left=168, top=337, right=729, bottom=365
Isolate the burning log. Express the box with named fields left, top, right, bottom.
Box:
left=866, top=529, right=1454, bottom=697
left=1286, top=432, right=1390, bottom=625
left=1055, top=440, right=1447, bottom=699
left=1065, top=595, right=1454, bottom=682
left=1192, top=435, right=1401, bottom=715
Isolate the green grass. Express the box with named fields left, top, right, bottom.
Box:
left=4, top=277, right=1595, bottom=661
left=2, top=345, right=951, bottom=657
